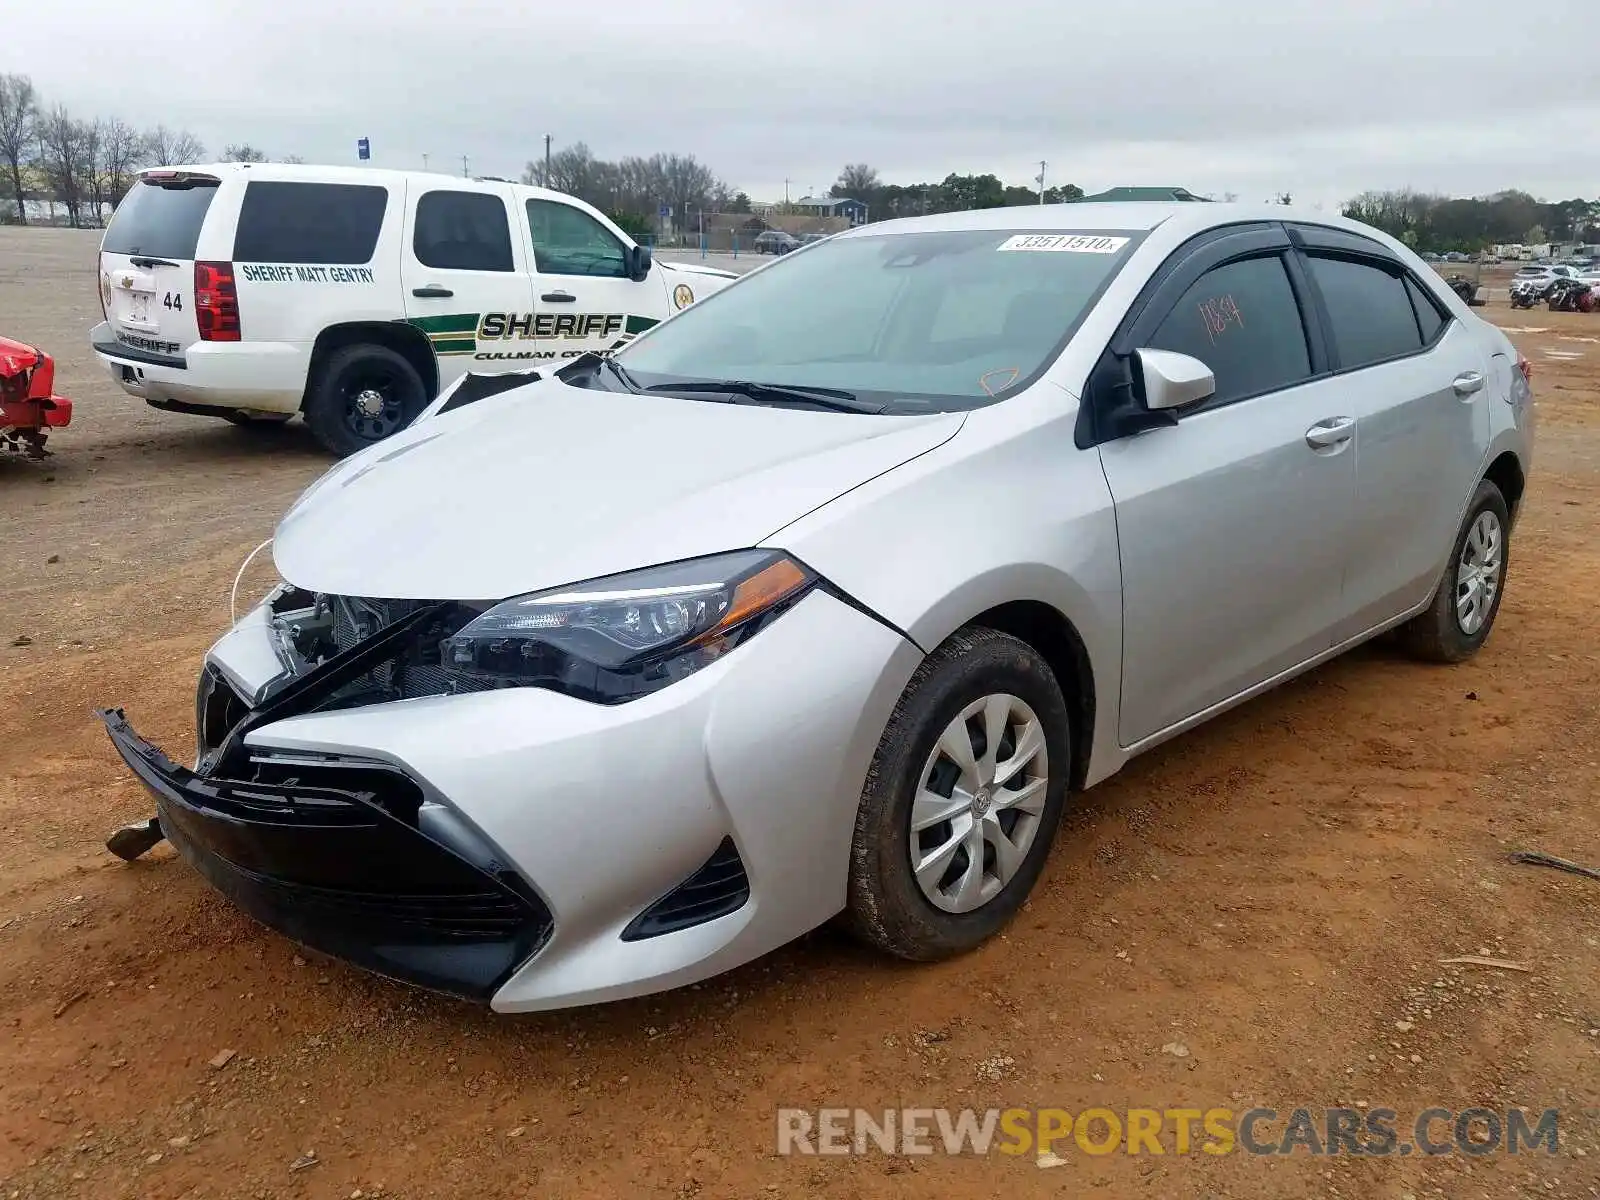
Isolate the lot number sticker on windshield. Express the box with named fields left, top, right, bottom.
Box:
left=998, top=234, right=1129, bottom=254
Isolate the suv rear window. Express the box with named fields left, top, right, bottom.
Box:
left=102, top=179, right=219, bottom=260
left=233, top=181, right=388, bottom=264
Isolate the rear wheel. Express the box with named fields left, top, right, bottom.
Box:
left=1399, top=479, right=1510, bottom=663
left=304, top=344, right=426, bottom=457
left=845, top=627, right=1071, bottom=961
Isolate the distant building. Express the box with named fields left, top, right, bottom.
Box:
left=793, top=195, right=869, bottom=225
left=1071, top=186, right=1211, bottom=203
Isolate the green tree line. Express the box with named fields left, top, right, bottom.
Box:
left=829, top=163, right=1084, bottom=217
left=1340, top=189, right=1600, bottom=253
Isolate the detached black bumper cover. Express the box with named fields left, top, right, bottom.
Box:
left=98, top=708, right=552, bottom=1003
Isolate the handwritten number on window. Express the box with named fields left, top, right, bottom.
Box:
left=1196, top=293, right=1243, bottom=344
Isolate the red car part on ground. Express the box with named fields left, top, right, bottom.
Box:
left=0, top=336, right=73, bottom=458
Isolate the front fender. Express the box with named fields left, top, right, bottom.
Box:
left=768, top=394, right=1127, bottom=786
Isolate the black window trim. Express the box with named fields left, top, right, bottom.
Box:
left=1078, top=222, right=1325, bottom=448
left=411, top=188, right=516, bottom=274
left=1287, top=222, right=1456, bottom=373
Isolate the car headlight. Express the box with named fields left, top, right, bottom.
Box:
left=439, top=549, right=816, bottom=703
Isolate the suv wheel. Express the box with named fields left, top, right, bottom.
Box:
left=1400, top=479, right=1510, bottom=663
left=845, top=627, right=1070, bottom=961
left=305, top=344, right=427, bottom=457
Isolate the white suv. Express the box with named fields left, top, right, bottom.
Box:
left=90, top=163, right=738, bottom=455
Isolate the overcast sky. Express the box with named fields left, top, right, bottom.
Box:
left=9, top=0, right=1597, bottom=208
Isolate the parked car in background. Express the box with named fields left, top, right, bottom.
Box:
left=753, top=230, right=801, bottom=255
left=89, top=163, right=737, bottom=457
left=101, top=202, right=1533, bottom=1013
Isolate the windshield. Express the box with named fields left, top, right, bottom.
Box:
left=614, top=227, right=1141, bottom=412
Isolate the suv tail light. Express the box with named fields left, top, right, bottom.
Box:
left=194, top=261, right=240, bottom=342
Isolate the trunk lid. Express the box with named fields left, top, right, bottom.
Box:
left=98, top=171, right=220, bottom=360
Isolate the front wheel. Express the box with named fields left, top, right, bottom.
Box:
left=845, top=627, right=1071, bottom=961
left=1399, top=479, right=1511, bottom=663
left=304, top=344, right=427, bottom=457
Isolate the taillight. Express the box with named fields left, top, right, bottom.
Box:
left=194, top=260, right=240, bottom=342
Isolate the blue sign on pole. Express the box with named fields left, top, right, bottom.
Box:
left=357, top=137, right=371, bottom=162
left=658, top=203, right=671, bottom=220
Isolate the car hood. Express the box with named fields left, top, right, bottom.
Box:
left=273, top=379, right=964, bottom=600
left=658, top=260, right=739, bottom=281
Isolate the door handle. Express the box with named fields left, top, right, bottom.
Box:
left=1452, top=370, right=1485, bottom=397
left=541, top=291, right=576, bottom=303
left=1304, top=416, right=1355, bottom=450
left=411, top=285, right=453, bottom=298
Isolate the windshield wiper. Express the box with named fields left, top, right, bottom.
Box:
left=563, top=351, right=639, bottom=392
left=642, top=379, right=887, bottom=414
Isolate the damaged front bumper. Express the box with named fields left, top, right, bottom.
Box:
left=98, top=707, right=554, bottom=1002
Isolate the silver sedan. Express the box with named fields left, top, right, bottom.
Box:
left=101, top=202, right=1534, bottom=1011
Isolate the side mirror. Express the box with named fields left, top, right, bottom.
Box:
left=628, top=244, right=653, bottom=282
left=1134, top=348, right=1215, bottom=411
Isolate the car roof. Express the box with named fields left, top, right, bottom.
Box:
left=140, top=161, right=580, bottom=205
left=829, top=201, right=1412, bottom=247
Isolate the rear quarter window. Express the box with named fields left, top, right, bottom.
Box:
left=102, top=180, right=219, bottom=260
left=232, top=181, right=389, bottom=264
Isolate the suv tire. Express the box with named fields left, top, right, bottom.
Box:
left=305, top=344, right=427, bottom=457
left=845, top=627, right=1070, bottom=961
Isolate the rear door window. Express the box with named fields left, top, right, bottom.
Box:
left=1146, top=254, right=1312, bottom=405
left=1307, top=255, right=1423, bottom=369
left=232, top=181, right=388, bottom=264
left=413, top=191, right=514, bottom=272
left=1405, top=275, right=1447, bottom=344
left=102, top=179, right=219, bottom=260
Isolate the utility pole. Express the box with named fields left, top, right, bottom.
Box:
left=783, top=178, right=790, bottom=210
left=422, top=153, right=429, bottom=172
left=462, top=154, right=469, bottom=178
left=544, top=134, right=552, bottom=178
left=1037, top=160, right=1047, bottom=205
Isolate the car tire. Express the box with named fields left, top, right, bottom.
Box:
left=845, top=627, right=1071, bottom=961
left=304, top=344, right=427, bottom=458
left=1399, top=479, right=1511, bottom=663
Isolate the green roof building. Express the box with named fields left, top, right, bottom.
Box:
left=1071, top=186, right=1212, bottom=203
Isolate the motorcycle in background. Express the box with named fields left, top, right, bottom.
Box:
left=1509, top=279, right=1542, bottom=310
left=1547, top=277, right=1597, bottom=313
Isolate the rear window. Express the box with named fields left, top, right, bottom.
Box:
left=102, top=179, right=219, bottom=260
left=233, top=181, right=388, bottom=264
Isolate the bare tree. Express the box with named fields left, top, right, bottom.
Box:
left=98, top=119, right=146, bottom=207
left=222, top=143, right=268, bottom=163
left=278, top=154, right=305, bottom=164
left=79, top=118, right=106, bottom=224
left=36, top=105, right=95, bottom=227
left=0, top=73, right=38, bottom=224
left=832, top=163, right=879, bottom=198
left=144, top=124, right=205, bottom=166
